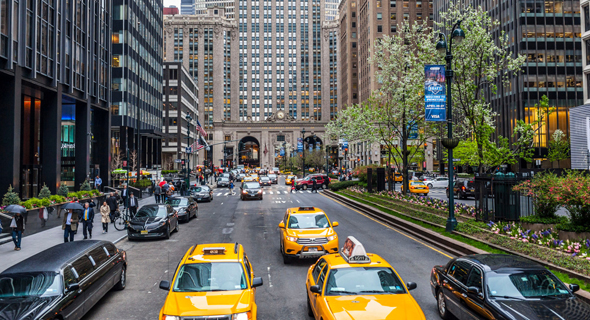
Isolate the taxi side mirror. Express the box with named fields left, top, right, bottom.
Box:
left=67, top=283, right=80, bottom=292
left=406, top=282, right=417, bottom=291
left=570, top=284, right=580, bottom=293
left=332, top=221, right=339, bottom=227
left=252, top=277, right=263, bottom=288
left=159, top=280, right=170, bottom=291
left=278, top=222, right=285, bottom=228
left=310, top=285, right=321, bottom=294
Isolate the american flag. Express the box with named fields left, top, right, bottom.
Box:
left=190, top=139, right=205, bottom=151
left=196, top=119, right=207, bottom=136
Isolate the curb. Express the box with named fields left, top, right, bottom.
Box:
left=114, top=234, right=128, bottom=244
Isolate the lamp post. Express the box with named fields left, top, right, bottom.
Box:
left=301, top=128, right=306, bottom=176
left=185, top=113, right=193, bottom=194
left=436, top=20, right=465, bottom=232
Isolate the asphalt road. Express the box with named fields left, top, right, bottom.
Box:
left=83, top=176, right=454, bottom=320
left=388, top=183, right=476, bottom=206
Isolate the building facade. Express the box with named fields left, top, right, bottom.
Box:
left=0, top=0, right=112, bottom=197
left=181, top=0, right=196, bottom=15
left=325, top=0, right=340, bottom=20
left=162, top=62, right=200, bottom=171
left=338, top=0, right=359, bottom=109
left=164, top=4, right=339, bottom=170
left=195, top=0, right=236, bottom=19
left=434, top=0, right=582, bottom=170
left=111, top=0, right=164, bottom=174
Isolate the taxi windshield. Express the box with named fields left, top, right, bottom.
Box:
left=325, top=267, right=406, bottom=295
left=0, top=272, right=62, bottom=299
left=410, top=181, right=426, bottom=186
left=288, top=213, right=329, bottom=229
left=486, top=270, right=571, bottom=299
left=173, top=262, right=247, bottom=292
left=166, top=198, right=189, bottom=207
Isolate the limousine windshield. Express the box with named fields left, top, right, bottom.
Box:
left=0, top=272, right=62, bottom=298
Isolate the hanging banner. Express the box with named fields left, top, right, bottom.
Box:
left=280, top=148, right=285, bottom=157
left=316, top=143, right=321, bottom=150
left=424, top=65, right=446, bottom=122
left=297, top=138, right=303, bottom=152
left=342, top=140, right=349, bottom=151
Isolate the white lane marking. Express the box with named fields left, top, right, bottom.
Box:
left=296, top=200, right=300, bottom=203
left=224, top=192, right=229, bottom=196
left=227, top=223, right=235, bottom=226
left=216, top=193, right=222, bottom=196
left=221, top=203, right=224, bottom=205
left=307, top=191, right=311, bottom=193
left=270, top=191, right=274, bottom=194
left=263, top=192, right=266, bottom=194
left=267, top=267, right=273, bottom=287
left=222, top=228, right=234, bottom=234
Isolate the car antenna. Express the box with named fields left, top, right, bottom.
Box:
left=234, top=242, right=239, bottom=254
left=189, top=243, right=199, bottom=256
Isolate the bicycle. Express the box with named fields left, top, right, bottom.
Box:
left=113, top=206, right=133, bottom=231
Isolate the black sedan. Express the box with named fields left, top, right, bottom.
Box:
left=191, top=185, right=213, bottom=202
left=240, top=181, right=263, bottom=200
left=431, top=254, right=590, bottom=320
left=260, top=176, right=272, bottom=186
left=127, top=204, right=179, bottom=240
left=166, top=196, right=198, bottom=222
left=268, top=174, right=278, bottom=184
left=217, top=177, right=230, bottom=188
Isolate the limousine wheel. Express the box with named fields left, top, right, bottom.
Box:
left=114, top=267, right=126, bottom=291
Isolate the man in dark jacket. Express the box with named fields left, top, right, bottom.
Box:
left=106, top=192, right=118, bottom=223
left=312, top=178, right=318, bottom=193
left=11, top=212, right=25, bottom=251
left=121, top=185, right=129, bottom=208
left=128, top=192, right=138, bottom=217
left=154, top=184, right=162, bottom=203
left=81, top=202, right=95, bottom=240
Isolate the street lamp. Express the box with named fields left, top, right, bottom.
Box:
left=436, top=20, right=465, bottom=232
left=185, top=113, right=193, bottom=194
left=301, top=128, right=306, bottom=176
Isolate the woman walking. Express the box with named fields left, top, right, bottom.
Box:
left=100, top=201, right=111, bottom=233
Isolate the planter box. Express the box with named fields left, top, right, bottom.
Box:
left=521, top=223, right=557, bottom=232
left=1, top=194, right=106, bottom=237
left=559, top=230, right=590, bottom=242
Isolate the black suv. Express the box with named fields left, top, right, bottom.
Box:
left=446, top=178, right=476, bottom=199
left=0, top=241, right=127, bottom=320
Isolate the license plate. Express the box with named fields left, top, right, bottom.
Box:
left=197, top=198, right=202, bottom=201
left=470, top=189, right=475, bottom=192
left=141, top=230, right=148, bottom=235
left=308, top=247, right=318, bottom=252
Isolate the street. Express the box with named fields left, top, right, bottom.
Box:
left=81, top=176, right=453, bottom=320
left=388, top=182, right=476, bottom=206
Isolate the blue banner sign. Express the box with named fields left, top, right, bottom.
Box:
left=297, top=138, right=303, bottom=152
left=342, top=140, right=349, bottom=151
left=316, top=143, right=321, bottom=150
left=280, top=148, right=285, bottom=156
left=424, top=65, right=446, bottom=122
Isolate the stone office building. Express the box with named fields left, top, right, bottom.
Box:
left=164, top=4, right=340, bottom=169
left=0, top=0, right=112, bottom=198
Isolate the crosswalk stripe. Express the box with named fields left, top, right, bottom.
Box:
left=263, top=192, right=266, bottom=194
left=269, top=191, right=274, bottom=194
left=307, top=191, right=311, bottom=193
left=224, top=193, right=229, bottom=196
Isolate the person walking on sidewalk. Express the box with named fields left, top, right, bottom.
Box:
left=62, top=209, right=79, bottom=243
left=81, top=202, right=95, bottom=240
left=100, top=201, right=110, bottom=233
left=154, top=183, right=162, bottom=203
left=10, top=212, right=25, bottom=251
left=106, top=192, right=118, bottom=223
left=121, top=185, right=129, bottom=208
left=128, top=193, right=138, bottom=217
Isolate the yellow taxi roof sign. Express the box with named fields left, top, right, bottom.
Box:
left=341, top=236, right=371, bottom=264
left=203, top=247, right=226, bottom=255
left=298, top=206, right=316, bottom=211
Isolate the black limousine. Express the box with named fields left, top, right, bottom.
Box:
left=0, top=240, right=127, bottom=320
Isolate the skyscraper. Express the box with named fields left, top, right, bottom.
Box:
left=325, top=0, right=340, bottom=20
left=181, top=0, right=196, bottom=15
left=195, top=0, right=237, bottom=19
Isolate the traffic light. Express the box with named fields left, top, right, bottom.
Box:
left=344, top=148, right=348, bottom=152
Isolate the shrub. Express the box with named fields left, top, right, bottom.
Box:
left=22, top=198, right=42, bottom=209
left=132, top=179, right=152, bottom=189
left=513, top=172, right=560, bottom=218
left=162, top=170, right=179, bottom=174
left=80, top=179, right=92, bottom=192
left=328, top=181, right=359, bottom=191
left=67, top=192, right=78, bottom=199
left=90, top=189, right=101, bottom=196
left=520, top=215, right=568, bottom=225
left=77, top=191, right=92, bottom=199
left=2, top=185, right=21, bottom=206
left=49, top=195, right=66, bottom=203
left=57, top=184, right=70, bottom=197
left=38, top=184, right=52, bottom=199
left=354, top=165, right=380, bottom=183
left=328, top=173, right=338, bottom=179
left=556, top=171, right=590, bottom=229
left=40, top=198, right=51, bottom=207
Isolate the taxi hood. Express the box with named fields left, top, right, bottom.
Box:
left=163, top=290, right=252, bottom=317
left=325, top=294, right=425, bottom=320
left=287, top=228, right=334, bottom=237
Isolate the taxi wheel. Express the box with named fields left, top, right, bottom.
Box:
left=307, top=294, right=314, bottom=317
left=437, top=290, right=452, bottom=319
left=282, top=253, right=291, bottom=264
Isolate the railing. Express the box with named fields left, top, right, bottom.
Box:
left=474, top=173, right=534, bottom=222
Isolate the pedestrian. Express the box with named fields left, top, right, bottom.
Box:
left=229, top=180, right=234, bottom=195
left=154, top=183, right=162, bottom=203
left=291, top=178, right=296, bottom=193
left=38, top=205, right=48, bottom=228
left=162, top=182, right=170, bottom=202
left=100, top=201, right=110, bottom=233
left=121, top=185, right=128, bottom=208
left=128, top=192, right=138, bottom=217
left=95, top=175, right=102, bottom=192
left=106, top=192, right=118, bottom=223
left=81, top=202, right=95, bottom=240
left=312, top=178, right=318, bottom=193
left=62, top=209, right=79, bottom=243
left=10, top=211, right=25, bottom=251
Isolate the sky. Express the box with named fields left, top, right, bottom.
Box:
left=164, top=0, right=180, bottom=8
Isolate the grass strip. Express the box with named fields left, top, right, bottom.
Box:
left=336, top=191, right=590, bottom=291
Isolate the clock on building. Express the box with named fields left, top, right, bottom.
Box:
left=277, top=111, right=285, bottom=120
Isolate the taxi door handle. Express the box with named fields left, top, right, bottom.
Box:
left=461, top=293, right=467, bottom=298
left=443, top=280, right=448, bottom=284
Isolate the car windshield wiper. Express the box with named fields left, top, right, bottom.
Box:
left=328, top=290, right=359, bottom=295
left=359, top=290, right=390, bottom=294
left=535, top=295, right=567, bottom=300
left=490, top=295, right=526, bottom=301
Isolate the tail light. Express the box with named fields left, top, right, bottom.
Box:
left=462, top=186, right=466, bottom=190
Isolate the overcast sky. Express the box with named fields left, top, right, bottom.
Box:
left=164, top=0, right=180, bottom=8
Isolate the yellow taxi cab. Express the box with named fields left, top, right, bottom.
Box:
left=278, top=206, right=339, bottom=264
left=243, top=176, right=256, bottom=182
left=401, top=180, right=429, bottom=195
left=159, top=243, right=263, bottom=320
left=305, top=236, right=425, bottom=320
left=285, top=175, right=297, bottom=185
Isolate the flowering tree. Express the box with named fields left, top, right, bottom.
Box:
left=557, top=171, right=590, bottom=228
left=512, top=171, right=560, bottom=218
left=547, top=129, right=570, bottom=166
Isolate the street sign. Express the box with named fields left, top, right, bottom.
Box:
left=174, top=159, right=182, bottom=163
left=453, top=158, right=461, bottom=162
left=186, top=147, right=192, bottom=154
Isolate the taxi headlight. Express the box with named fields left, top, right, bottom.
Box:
left=257, top=189, right=262, bottom=193
left=232, top=312, right=252, bottom=320
left=162, top=316, right=180, bottom=320
left=327, top=235, right=337, bottom=241
left=286, top=236, right=298, bottom=242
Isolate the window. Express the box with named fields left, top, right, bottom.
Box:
left=352, top=11, right=356, bottom=17
left=317, top=263, right=328, bottom=289
left=312, top=259, right=327, bottom=282
left=352, top=22, right=356, bottom=28
left=390, top=0, right=396, bottom=7
left=63, top=267, right=77, bottom=287
left=465, top=267, right=482, bottom=291
left=352, top=32, right=356, bottom=38
left=169, top=69, right=178, bottom=80
left=391, top=13, right=396, bottom=20
left=403, top=13, right=409, bottom=20
left=352, top=42, right=357, bottom=48
left=244, top=255, right=253, bottom=284
left=277, top=135, right=285, bottom=141
left=89, top=247, right=110, bottom=266
left=376, top=0, right=381, bottom=7
left=377, top=13, right=382, bottom=20
left=72, top=256, right=94, bottom=280
left=416, top=1, right=422, bottom=8
left=377, top=25, right=383, bottom=32
left=448, top=260, right=471, bottom=285
left=390, top=26, right=397, bottom=33
left=403, top=1, right=409, bottom=8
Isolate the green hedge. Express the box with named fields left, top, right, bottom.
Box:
left=132, top=179, right=152, bottom=189
left=162, top=170, right=178, bottom=174
left=520, top=215, right=568, bottom=225
left=328, top=181, right=359, bottom=191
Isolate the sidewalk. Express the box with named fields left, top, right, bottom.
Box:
left=0, top=196, right=155, bottom=272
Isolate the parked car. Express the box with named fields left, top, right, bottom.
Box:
left=128, top=204, right=179, bottom=240
left=296, top=174, right=330, bottom=190
left=268, top=173, right=278, bottom=184
left=446, top=178, right=476, bottom=199
left=260, top=176, right=272, bottom=186
left=424, top=176, right=450, bottom=189
left=191, top=185, right=213, bottom=202
left=240, top=181, right=263, bottom=200
left=0, top=240, right=127, bottom=320
left=216, top=177, right=230, bottom=188
left=431, top=254, right=590, bottom=320
left=166, top=196, right=198, bottom=223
